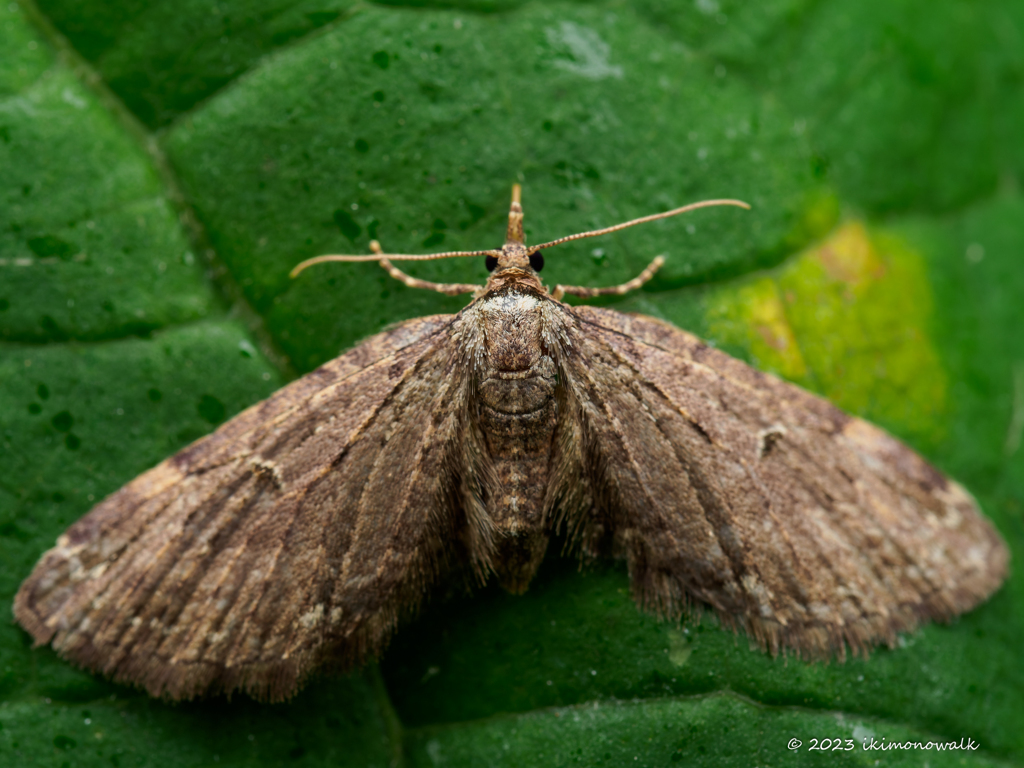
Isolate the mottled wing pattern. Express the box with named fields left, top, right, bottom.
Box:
left=559, top=305, right=1008, bottom=658
left=14, top=315, right=466, bottom=701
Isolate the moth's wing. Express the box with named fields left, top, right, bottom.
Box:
left=559, top=305, right=1008, bottom=657
left=14, top=315, right=468, bottom=701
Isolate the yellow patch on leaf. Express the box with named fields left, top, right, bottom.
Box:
left=706, top=221, right=947, bottom=445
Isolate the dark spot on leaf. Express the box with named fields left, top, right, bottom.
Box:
left=372, top=50, right=390, bottom=69
left=432, top=218, right=447, bottom=231
left=0, top=126, right=10, bottom=143
left=0, top=521, right=29, bottom=540
left=354, top=138, right=369, bottom=153
left=270, top=27, right=301, bottom=46
left=372, top=90, right=385, bottom=102
left=305, top=10, right=339, bottom=26
left=434, top=44, right=443, bottom=54
left=367, top=219, right=379, bottom=240
left=333, top=209, right=361, bottom=241
left=552, top=159, right=600, bottom=186
left=0, top=298, right=8, bottom=311
left=52, top=411, right=74, bottom=432
left=148, top=388, right=163, bottom=402
left=419, top=81, right=442, bottom=102
left=422, top=232, right=445, bottom=247
left=542, top=120, right=553, bottom=131
left=102, top=299, right=115, bottom=312
left=197, top=394, right=226, bottom=424
left=40, top=315, right=61, bottom=335
left=37, top=383, right=49, bottom=400
left=52, top=491, right=65, bottom=502
left=28, top=403, right=41, bottom=414
left=28, top=235, right=76, bottom=260
left=22, top=184, right=31, bottom=196
left=885, top=26, right=938, bottom=85
left=54, top=735, right=76, bottom=750
left=176, top=426, right=208, bottom=444
left=459, top=203, right=486, bottom=231
left=811, top=154, right=830, bottom=179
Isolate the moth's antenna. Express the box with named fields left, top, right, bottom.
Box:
left=531, top=198, right=751, bottom=251
left=506, top=183, right=524, bottom=245
left=290, top=247, right=499, bottom=278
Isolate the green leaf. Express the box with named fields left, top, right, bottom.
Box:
left=0, top=59, right=213, bottom=341
left=405, top=693, right=1004, bottom=767
left=2, top=0, right=1022, bottom=765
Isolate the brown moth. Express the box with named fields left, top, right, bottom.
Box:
left=14, top=186, right=1009, bottom=702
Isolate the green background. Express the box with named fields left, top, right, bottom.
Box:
left=1, top=0, right=1022, bottom=765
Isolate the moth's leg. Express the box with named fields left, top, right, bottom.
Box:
left=372, top=241, right=480, bottom=296
left=552, top=255, right=665, bottom=300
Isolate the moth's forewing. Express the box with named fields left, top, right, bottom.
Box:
left=14, top=315, right=470, bottom=701
left=556, top=305, right=1008, bottom=658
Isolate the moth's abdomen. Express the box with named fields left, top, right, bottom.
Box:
left=478, top=400, right=555, bottom=524
left=475, top=359, right=558, bottom=592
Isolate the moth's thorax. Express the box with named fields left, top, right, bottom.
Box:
left=480, top=289, right=545, bottom=371
left=474, top=287, right=558, bottom=418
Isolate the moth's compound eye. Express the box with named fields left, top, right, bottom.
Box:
left=485, top=255, right=499, bottom=272
left=529, top=251, right=544, bottom=272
